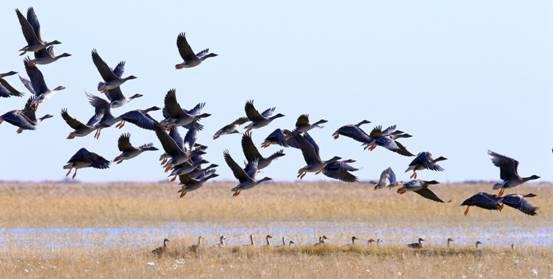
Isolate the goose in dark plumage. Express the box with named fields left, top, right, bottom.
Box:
left=61, top=108, right=96, bottom=139
left=91, top=49, right=136, bottom=93
left=293, top=133, right=342, bottom=179
left=244, top=100, right=285, bottom=132
left=175, top=32, right=217, bottom=69
left=407, top=238, right=425, bottom=249
left=29, top=46, right=71, bottom=65
left=63, top=148, right=110, bottom=179
left=293, top=114, right=327, bottom=134
left=152, top=239, right=169, bottom=258
left=322, top=159, right=359, bottom=182
left=488, top=150, right=540, bottom=196
left=20, top=58, right=65, bottom=105
left=261, top=129, right=300, bottom=149
left=224, top=151, right=272, bottom=197
left=0, top=97, right=52, bottom=133
left=461, top=192, right=503, bottom=216
left=87, top=93, right=119, bottom=139
left=374, top=167, right=399, bottom=189
left=405, top=152, right=447, bottom=179
left=154, top=124, right=203, bottom=173
left=160, top=89, right=210, bottom=128
left=500, top=193, right=538, bottom=216
left=213, top=117, right=249, bottom=140
left=187, top=164, right=218, bottom=180
left=397, top=180, right=450, bottom=203
left=114, top=106, right=160, bottom=131
left=332, top=120, right=371, bottom=142
left=105, top=87, right=142, bottom=109
left=15, top=7, right=61, bottom=56
left=168, top=152, right=209, bottom=181
left=241, top=132, right=285, bottom=170
left=364, top=125, right=413, bottom=156
left=177, top=170, right=219, bottom=198
left=0, top=71, right=24, bottom=98
left=113, top=133, right=158, bottom=164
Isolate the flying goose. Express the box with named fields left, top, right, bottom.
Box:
left=224, top=151, right=272, bottom=197
left=92, top=49, right=136, bottom=93
left=30, top=46, right=71, bottom=65
left=160, top=89, right=210, bottom=128
left=241, top=132, right=285, bottom=170
left=322, top=159, right=359, bottom=183
left=177, top=171, right=219, bottom=198
left=87, top=93, right=119, bottom=139
left=332, top=120, right=372, bottom=142
left=293, top=114, right=328, bottom=134
left=293, top=133, right=341, bottom=179
left=154, top=124, right=201, bottom=173
left=63, top=148, right=110, bottom=179
left=61, top=108, right=96, bottom=139
left=397, top=180, right=450, bottom=203
left=244, top=100, right=285, bottom=132
left=488, top=150, right=540, bottom=196
left=261, top=129, right=301, bottom=149
left=113, top=133, right=158, bottom=164
left=0, top=97, right=52, bottom=133
left=461, top=192, right=503, bottom=216
left=500, top=193, right=538, bottom=216
left=0, top=71, right=24, bottom=98
left=15, top=7, right=61, bottom=56
left=364, top=125, right=414, bottom=157
left=115, top=106, right=161, bottom=131
left=20, top=58, right=65, bottom=105
left=175, top=32, right=217, bottom=69
left=374, top=167, right=399, bottom=189
left=405, top=152, right=448, bottom=179
left=213, top=117, right=249, bottom=139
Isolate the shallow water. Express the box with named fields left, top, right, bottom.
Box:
left=1, top=221, right=552, bottom=251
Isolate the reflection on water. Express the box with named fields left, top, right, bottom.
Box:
left=1, top=221, right=552, bottom=250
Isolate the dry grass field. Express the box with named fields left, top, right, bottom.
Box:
left=0, top=182, right=551, bottom=278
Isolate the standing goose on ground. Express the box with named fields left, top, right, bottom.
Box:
left=241, top=132, right=285, bottom=170
left=405, top=152, right=448, bottom=179
left=293, top=114, right=328, bottom=134
left=160, top=89, right=211, bottom=128
left=61, top=108, right=96, bottom=139
left=20, top=58, right=65, bottom=105
left=113, top=133, right=158, bottom=164
left=115, top=106, right=161, bottom=131
left=63, top=148, right=110, bottom=179
left=15, top=8, right=61, bottom=56
left=0, top=97, right=52, bottom=133
left=488, top=150, right=540, bottom=196
left=29, top=47, right=71, bottom=65
left=500, top=193, right=539, bottom=216
left=374, top=167, right=399, bottom=189
left=261, top=129, right=301, bottom=149
left=91, top=49, right=136, bottom=93
left=332, top=120, right=372, bottom=142
left=213, top=117, right=249, bottom=139
left=407, top=238, right=425, bottom=249
left=177, top=171, right=219, bottom=198
left=447, top=238, right=454, bottom=248
left=0, top=71, right=24, bottom=98
left=293, top=133, right=342, bottom=179
left=364, top=125, right=414, bottom=156
left=244, top=100, right=285, bottom=132
left=322, top=159, right=359, bottom=183
left=461, top=192, right=503, bottom=216
left=152, top=239, right=169, bottom=258
left=224, top=151, right=272, bottom=197
left=175, top=32, right=217, bottom=69
left=475, top=241, right=483, bottom=249
left=265, top=235, right=273, bottom=246
left=397, top=180, right=450, bottom=203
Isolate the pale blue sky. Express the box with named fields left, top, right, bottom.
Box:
left=0, top=0, right=551, bottom=182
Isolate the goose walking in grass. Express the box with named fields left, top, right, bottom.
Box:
left=0, top=97, right=52, bottom=133
left=20, top=58, right=65, bottom=105
left=152, top=238, right=169, bottom=258
left=488, top=150, right=540, bottom=196
left=160, top=89, right=211, bottom=128
left=407, top=238, right=424, bottom=249
left=177, top=171, right=219, bottom=198
left=115, top=106, right=161, bottom=131
left=294, top=133, right=342, bottom=179
left=501, top=193, right=539, bottom=216
left=265, top=235, right=273, bottom=246
left=461, top=192, right=503, bottom=216
left=61, top=108, right=96, bottom=139
left=0, top=71, right=24, bottom=98
left=224, top=151, right=272, bottom=197
left=29, top=47, right=70, bottom=65
left=113, top=133, right=158, bottom=164
left=213, top=117, right=249, bottom=140
left=244, top=100, right=285, bottom=132
left=175, top=32, right=217, bottom=69
left=91, top=49, right=137, bottom=93
left=293, top=114, right=328, bottom=134
left=405, top=152, right=447, bottom=179
left=397, top=180, right=450, bottom=203
left=374, top=167, right=399, bottom=189
left=332, top=120, right=372, bottom=142
left=16, top=8, right=61, bottom=56
left=364, top=125, right=414, bottom=157
left=186, top=164, right=218, bottom=180
left=63, top=148, right=110, bottom=179
left=241, top=132, right=285, bottom=170
left=261, top=129, right=301, bottom=149
left=323, top=159, right=358, bottom=182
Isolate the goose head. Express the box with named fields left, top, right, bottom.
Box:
left=53, top=85, right=66, bottom=91
left=130, top=93, right=143, bottom=100
left=40, top=114, right=54, bottom=121
left=0, top=71, right=17, bottom=78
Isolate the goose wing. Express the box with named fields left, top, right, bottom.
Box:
left=119, top=111, right=156, bottom=130
left=16, top=9, right=40, bottom=45
left=501, top=194, right=538, bottom=216
left=169, top=127, right=184, bottom=150
left=163, top=89, right=187, bottom=118
left=91, top=49, right=117, bottom=82
left=488, top=150, right=519, bottom=180
left=241, top=132, right=262, bottom=162
left=223, top=151, right=251, bottom=182
left=245, top=100, right=265, bottom=122
left=61, top=109, right=88, bottom=130
left=24, top=58, right=48, bottom=95
left=105, top=87, right=125, bottom=102
left=177, top=33, right=196, bottom=61
left=294, top=133, right=321, bottom=165
left=26, top=7, right=42, bottom=40
left=184, top=125, right=201, bottom=149
left=112, top=61, right=125, bottom=78
left=118, top=133, right=137, bottom=152
left=0, top=78, right=23, bottom=97
left=154, top=124, right=184, bottom=157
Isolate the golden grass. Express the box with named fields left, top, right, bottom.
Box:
left=0, top=182, right=550, bottom=227
left=1, top=244, right=552, bottom=278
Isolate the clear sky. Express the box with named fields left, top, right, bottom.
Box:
left=0, top=0, right=551, bottom=183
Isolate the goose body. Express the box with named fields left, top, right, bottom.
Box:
left=332, top=120, right=372, bottom=142
left=113, top=133, right=158, bottom=164
left=115, top=106, right=160, bottom=131
left=30, top=46, right=70, bottom=65
left=241, top=132, right=285, bottom=170
left=177, top=171, right=219, bottom=198
left=364, top=125, right=413, bottom=156
left=294, top=133, right=341, bottom=179
left=407, top=238, right=425, bottom=249
left=152, top=239, right=169, bottom=258
left=224, top=151, right=272, bottom=197
left=213, top=117, right=249, bottom=139
left=244, top=100, right=284, bottom=132
left=20, top=58, right=65, bottom=105
left=16, top=8, right=62, bottom=56
left=63, top=148, right=110, bottom=179
left=92, top=49, right=136, bottom=93
left=405, top=152, right=447, bottom=179
left=61, top=108, right=96, bottom=139
left=293, top=114, right=327, bottom=134
left=261, top=129, right=301, bottom=149
left=488, top=150, right=540, bottom=195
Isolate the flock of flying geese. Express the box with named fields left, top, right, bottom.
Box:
left=1, top=6, right=543, bottom=239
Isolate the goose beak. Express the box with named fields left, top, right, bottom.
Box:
left=261, top=141, right=271, bottom=149
left=332, top=132, right=339, bottom=139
